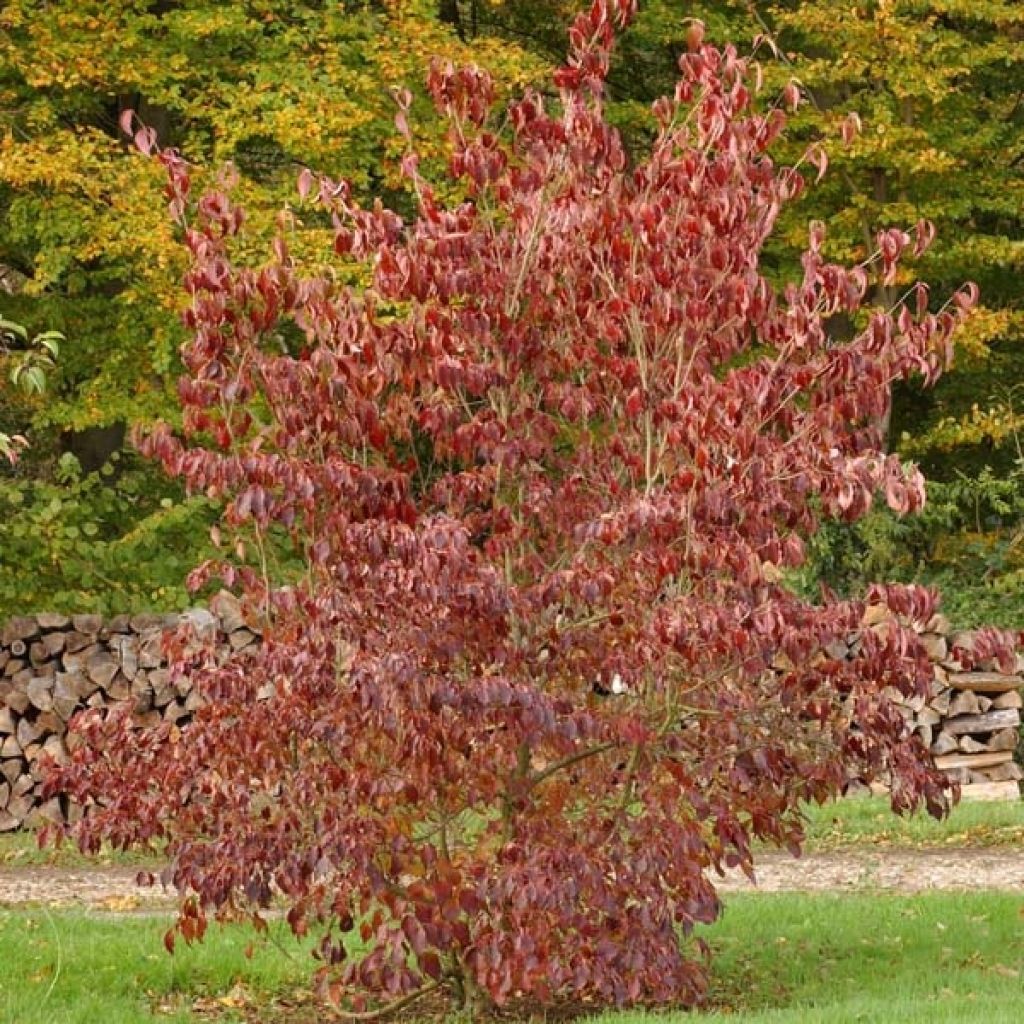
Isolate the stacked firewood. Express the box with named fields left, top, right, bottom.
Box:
left=1, top=600, right=1020, bottom=829
left=0, top=596, right=256, bottom=831
left=880, top=616, right=1022, bottom=798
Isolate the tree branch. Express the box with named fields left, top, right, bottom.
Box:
left=529, top=740, right=619, bottom=788
left=328, top=979, right=443, bottom=1022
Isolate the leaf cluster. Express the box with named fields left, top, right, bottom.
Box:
left=0, top=453, right=219, bottom=615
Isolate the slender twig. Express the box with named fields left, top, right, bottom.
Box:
left=528, top=740, right=619, bottom=788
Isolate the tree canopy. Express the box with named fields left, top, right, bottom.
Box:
left=0, top=0, right=548, bottom=614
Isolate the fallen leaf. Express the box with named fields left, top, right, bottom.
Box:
left=215, top=982, right=252, bottom=1009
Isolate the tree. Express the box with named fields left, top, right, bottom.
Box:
left=419, top=2, right=1024, bottom=461
left=744, top=1, right=1024, bottom=620
left=734, top=1, right=1022, bottom=470
left=0, top=0, right=549, bottom=433
left=0, top=0, right=550, bottom=613
left=52, top=2, right=1009, bottom=1013
left=530, top=0, right=1024, bottom=622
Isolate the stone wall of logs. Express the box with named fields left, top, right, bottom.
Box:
left=867, top=610, right=1024, bottom=801
left=0, top=595, right=256, bottom=831
left=0, top=603, right=1021, bottom=830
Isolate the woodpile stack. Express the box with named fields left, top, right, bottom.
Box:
left=879, top=615, right=1023, bottom=800
left=0, top=595, right=257, bottom=831
left=0, top=599, right=1020, bottom=829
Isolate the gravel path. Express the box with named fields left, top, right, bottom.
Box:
left=2, top=847, right=1024, bottom=909
left=0, top=866, right=175, bottom=910
left=718, top=847, right=1024, bottom=893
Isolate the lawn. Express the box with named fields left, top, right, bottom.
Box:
left=0, top=910, right=310, bottom=1024
left=2, top=890, right=1023, bottom=1023
left=693, top=890, right=1024, bottom=1023
left=2, top=794, right=1022, bottom=1022
left=798, top=792, right=1024, bottom=851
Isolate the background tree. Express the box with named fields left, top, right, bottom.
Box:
left=755, top=1, right=1024, bottom=623
left=0, top=315, right=60, bottom=462
left=16, top=0, right=1014, bottom=452
left=0, top=0, right=548, bottom=615
left=54, top=5, right=1004, bottom=1014
left=2, top=1, right=1020, bottom=620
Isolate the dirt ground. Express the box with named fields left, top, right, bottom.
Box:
left=2, top=847, right=1024, bottom=910
left=717, top=846, right=1024, bottom=893
left=0, top=865, right=175, bottom=910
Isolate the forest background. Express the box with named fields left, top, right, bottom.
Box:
left=0, top=0, right=1022, bottom=624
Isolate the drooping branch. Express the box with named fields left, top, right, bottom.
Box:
left=528, top=740, right=620, bottom=788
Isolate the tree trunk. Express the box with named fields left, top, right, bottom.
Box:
left=61, top=422, right=126, bottom=474
left=439, top=0, right=465, bottom=41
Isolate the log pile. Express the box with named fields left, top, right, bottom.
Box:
left=0, top=596, right=256, bottom=831
left=880, top=616, right=1023, bottom=799
left=1, top=601, right=1020, bottom=829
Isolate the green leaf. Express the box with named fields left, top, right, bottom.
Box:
left=0, top=318, right=29, bottom=343
left=14, top=364, right=47, bottom=395
left=34, top=331, right=63, bottom=357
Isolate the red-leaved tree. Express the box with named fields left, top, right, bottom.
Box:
left=49, top=0, right=1005, bottom=1014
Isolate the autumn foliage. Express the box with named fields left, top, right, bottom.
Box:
left=52, top=1, right=990, bottom=1013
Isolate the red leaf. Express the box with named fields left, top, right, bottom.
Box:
left=420, top=952, right=442, bottom=981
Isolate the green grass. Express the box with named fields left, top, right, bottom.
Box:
left=3, top=891, right=1023, bottom=1023
left=798, top=792, right=1024, bottom=851
left=1, top=796, right=1022, bottom=1022
left=618, top=890, right=1024, bottom=1024
left=0, top=909, right=311, bottom=1023
left=0, top=831, right=165, bottom=869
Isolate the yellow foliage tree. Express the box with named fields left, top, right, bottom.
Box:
left=0, top=0, right=549, bottom=613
